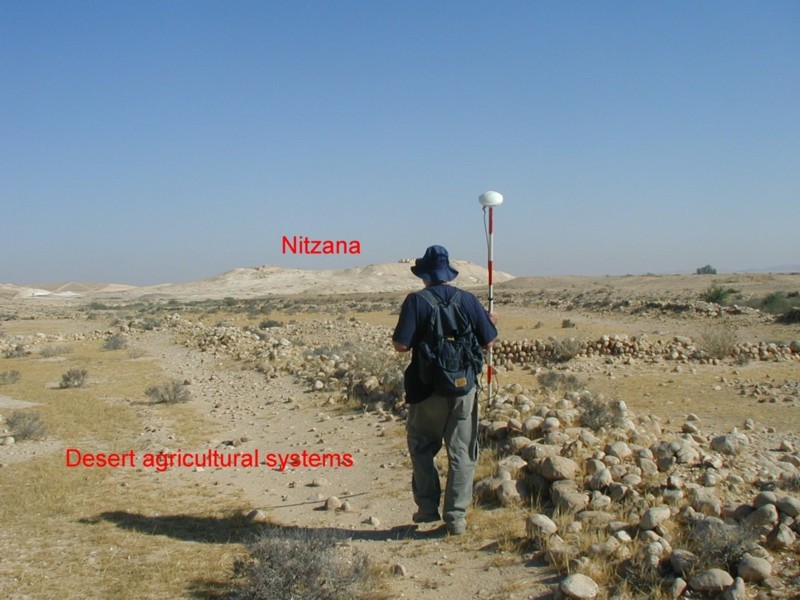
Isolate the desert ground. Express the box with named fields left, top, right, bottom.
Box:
left=1, top=265, right=799, bottom=599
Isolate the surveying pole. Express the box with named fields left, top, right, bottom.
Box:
left=478, top=190, right=504, bottom=399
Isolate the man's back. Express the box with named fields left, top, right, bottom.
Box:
left=393, top=283, right=496, bottom=403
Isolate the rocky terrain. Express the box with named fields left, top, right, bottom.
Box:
left=1, top=267, right=799, bottom=599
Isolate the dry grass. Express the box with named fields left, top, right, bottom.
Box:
left=698, top=324, right=739, bottom=359
left=6, top=410, right=47, bottom=440
left=0, top=333, right=245, bottom=599
left=474, top=442, right=502, bottom=482
left=231, top=526, right=377, bottom=600
left=458, top=504, right=529, bottom=554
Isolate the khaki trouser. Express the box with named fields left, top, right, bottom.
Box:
left=406, top=388, right=479, bottom=527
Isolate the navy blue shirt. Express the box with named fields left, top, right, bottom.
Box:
left=393, top=284, right=498, bottom=403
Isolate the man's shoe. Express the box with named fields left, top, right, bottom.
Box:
left=412, top=511, right=441, bottom=524
left=446, top=520, right=466, bottom=535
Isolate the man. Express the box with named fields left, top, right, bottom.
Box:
left=392, top=245, right=498, bottom=535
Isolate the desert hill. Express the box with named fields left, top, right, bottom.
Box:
left=1, top=261, right=514, bottom=302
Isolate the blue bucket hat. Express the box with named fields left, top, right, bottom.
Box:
left=410, top=245, right=459, bottom=284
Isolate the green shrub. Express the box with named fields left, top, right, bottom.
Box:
left=701, top=284, right=736, bottom=304
left=145, top=380, right=191, bottom=404
left=746, top=291, right=796, bottom=315
left=696, top=264, right=717, bottom=275
left=86, top=302, right=113, bottom=310
left=59, top=368, right=88, bottom=388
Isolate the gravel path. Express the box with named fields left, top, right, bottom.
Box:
left=139, top=329, right=550, bottom=599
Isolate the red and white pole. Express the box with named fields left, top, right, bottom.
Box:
left=478, top=191, right=504, bottom=396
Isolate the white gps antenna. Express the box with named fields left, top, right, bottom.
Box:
left=478, top=191, right=504, bottom=395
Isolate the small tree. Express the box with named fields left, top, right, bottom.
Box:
left=696, top=265, right=717, bottom=275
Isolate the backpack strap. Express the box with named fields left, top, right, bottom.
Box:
left=416, top=288, right=462, bottom=308
left=416, top=289, right=465, bottom=339
left=415, top=287, right=440, bottom=309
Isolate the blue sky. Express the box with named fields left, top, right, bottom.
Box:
left=2, top=1, right=798, bottom=285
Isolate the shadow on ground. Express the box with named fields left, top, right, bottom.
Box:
left=85, top=509, right=443, bottom=543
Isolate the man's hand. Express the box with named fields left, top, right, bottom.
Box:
left=488, top=312, right=498, bottom=325
left=392, top=340, right=409, bottom=353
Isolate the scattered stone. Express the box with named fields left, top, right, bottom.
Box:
left=723, top=577, right=747, bottom=600
left=737, top=553, right=771, bottom=582
left=690, top=488, right=722, bottom=516
left=246, top=509, right=271, bottom=523
left=605, top=441, right=632, bottom=461
left=541, top=456, right=580, bottom=481
left=670, top=549, right=699, bottom=576
left=498, top=454, right=528, bottom=478
left=746, top=503, right=779, bottom=529
left=560, top=573, right=599, bottom=599
left=689, top=568, right=734, bottom=593
left=526, top=513, right=558, bottom=539
left=776, top=496, right=800, bottom=518
left=766, top=523, right=796, bottom=549
left=542, top=416, right=561, bottom=433
left=710, top=433, right=748, bottom=456
left=325, top=496, right=342, bottom=511
left=753, top=491, right=778, bottom=508
left=589, top=468, right=613, bottom=490
left=496, top=479, right=525, bottom=506
left=641, top=506, right=671, bottom=530
left=669, top=577, right=688, bottom=598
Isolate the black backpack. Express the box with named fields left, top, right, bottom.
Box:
left=415, top=288, right=484, bottom=397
